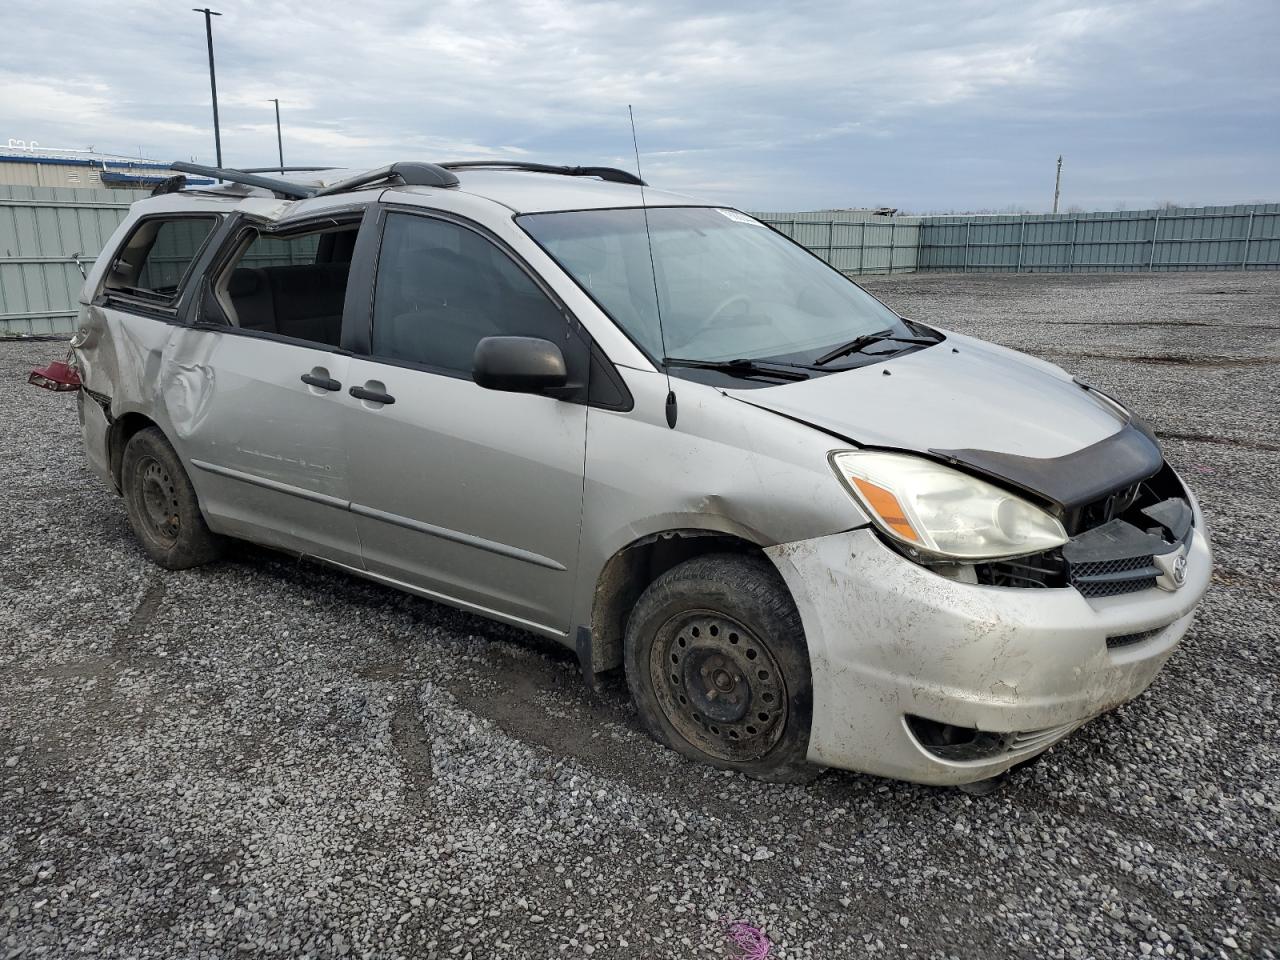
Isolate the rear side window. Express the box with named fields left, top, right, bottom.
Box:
left=370, top=212, right=578, bottom=377
left=238, top=231, right=322, bottom=267
left=213, top=221, right=359, bottom=348
left=105, top=216, right=219, bottom=304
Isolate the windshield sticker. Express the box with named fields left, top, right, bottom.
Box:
left=716, top=208, right=761, bottom=225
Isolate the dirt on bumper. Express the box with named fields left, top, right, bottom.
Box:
left=766, top=524, right=1211, bottom=785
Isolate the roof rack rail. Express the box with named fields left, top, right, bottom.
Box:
left=235, top=165, right=334, bottom=173
left=170, top=161, right=315, bottom=199
left=312, top=161, right=459, bottom=196
left=440, top=161, right=645, bottom=186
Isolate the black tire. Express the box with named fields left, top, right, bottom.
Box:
left=121, top=426, right=224, bottom=570
left=624, top=552, right=817, bottom=783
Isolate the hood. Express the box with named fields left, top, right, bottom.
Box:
left=728, top=332, right=1163, bottom=509
left=728, top=333, right=1125, bottom=456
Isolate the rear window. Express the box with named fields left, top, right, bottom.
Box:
left=105, top=216, right=219, bottom=305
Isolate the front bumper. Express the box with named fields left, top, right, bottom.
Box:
left=765, top=513, right=1211, bottom=785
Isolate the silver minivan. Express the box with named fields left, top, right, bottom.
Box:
left=65, top=160, right=1211, bottom=788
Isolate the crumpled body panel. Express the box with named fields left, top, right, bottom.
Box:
left=766, top=520, right=1211, bottom=784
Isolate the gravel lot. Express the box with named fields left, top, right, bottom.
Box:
left=2, top=271, right=1277, bottom=960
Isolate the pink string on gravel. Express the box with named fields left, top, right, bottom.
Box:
left=724, top=918, right=771, bottom=959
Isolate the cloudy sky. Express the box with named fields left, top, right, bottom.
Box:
left=2, top=0, right=1276, bottom=212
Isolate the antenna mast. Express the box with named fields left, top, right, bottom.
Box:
left=629, top=105, right=677, bottom=429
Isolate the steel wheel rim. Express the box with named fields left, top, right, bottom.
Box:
left=138, top=456, right=181, bottom=543
left=650, top=609, right=788, bottom=762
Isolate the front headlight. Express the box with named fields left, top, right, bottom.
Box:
left=830, top=450, right=1067, bottom=561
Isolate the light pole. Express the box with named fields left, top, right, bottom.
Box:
left=192, top=8, right=223, bottom=167
left=1052, top=155, right=1063, bottom=214
left=270, top=98, right=284, bottom=173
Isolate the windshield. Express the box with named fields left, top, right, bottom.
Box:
left=518, top=206, right=908, bottom=365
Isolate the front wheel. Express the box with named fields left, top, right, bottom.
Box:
left=121, top=426, right=224, bottom=570
left=624, top=553, right=816, bottom=782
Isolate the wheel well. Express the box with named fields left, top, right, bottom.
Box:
left=588, top=530, right=766, bottom=675
left=108, top=412, right=158, bottom=491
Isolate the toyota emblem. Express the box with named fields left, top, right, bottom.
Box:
left=1172, top=553, right=1188, bottom=586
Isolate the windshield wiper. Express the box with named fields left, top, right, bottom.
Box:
left=663, top=357, right=810, bottom=381
left=813, top=330, right=939, bottom=366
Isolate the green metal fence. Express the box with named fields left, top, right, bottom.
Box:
left=750, top=210, right=921, bottom=275
left=2, top=189, right=1277, bottom=337
left=916, top=204, right=1280, bottom=273
left=0, top=185, right=144, bottom=335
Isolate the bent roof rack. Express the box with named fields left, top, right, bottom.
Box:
left=311, top=161, right=458, bottom=196
left=440, top=160, right=645, bottom=186
left=235, top=165, right=335, bottom=174
left=171, top=161, right=316, bottom=199
left=169, top=160, right=460, bottom=199
left=167, top=157, right=644, bottom=201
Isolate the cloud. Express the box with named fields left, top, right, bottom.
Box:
left=1, top=0, right=1275, bottom=210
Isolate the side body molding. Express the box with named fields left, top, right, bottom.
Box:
left=189, top=458, right=566, bottom=571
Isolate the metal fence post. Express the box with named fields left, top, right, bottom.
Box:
left=888, top=220, right=896, bottom=274
left=1016, top=216, right=1026, bottom=273
left=1241, top=211, right=1254, bottom=270
left=858, top=221, right=866, bottom=275
left=826, top=220, right=835, bottom=265
left=1149, top=214, right=1160, bottom=270
left=962, top=222, right=970, bottom=273
left=1067, top=218, right=1078, bottom=273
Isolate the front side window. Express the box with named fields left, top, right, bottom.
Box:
left=370, top=212, right=578, bottom=377
left=105, top=216, right=219, bottom=304
left=518, top=206, right=909, bottom=365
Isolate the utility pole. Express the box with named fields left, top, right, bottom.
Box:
left=270, top=99, right=284, bottom=173
left=192, top=8, right=223, bottom=167
left=1052, top=155, right=1063, bottom=214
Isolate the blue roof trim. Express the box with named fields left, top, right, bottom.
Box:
left=0, top=154, right=98, bottom=167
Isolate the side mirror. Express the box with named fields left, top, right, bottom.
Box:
left=472, top=336, right=569, bottom=394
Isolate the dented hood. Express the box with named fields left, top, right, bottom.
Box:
left=728, top=332, right=1162, bottom=509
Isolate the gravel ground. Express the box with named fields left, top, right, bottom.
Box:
left=2, top=271, right=1278, bottom=960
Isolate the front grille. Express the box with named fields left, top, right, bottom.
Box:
left=1069, top=481, right=1143, bottom=536
left=1069, top=555, right=1160, bottom=598
left=943, top=461, right=1193, bottom=597
left=975, top=549, right=1066, bottom=588
left=1106, top=625, right=1167, bottom=649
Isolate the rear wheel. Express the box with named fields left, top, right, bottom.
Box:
left=624, top=553, right=816, bottom=782
left=121, top=427, right=224, bottom=569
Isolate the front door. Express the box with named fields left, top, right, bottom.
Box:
left=342, top=209, right=589, bottom=635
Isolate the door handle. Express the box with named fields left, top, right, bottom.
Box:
left=349, top=384, right=396, bottom=405
left=301, top=372, right=342, bottom=391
